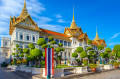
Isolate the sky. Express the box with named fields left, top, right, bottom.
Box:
left=0, top=0, right=120, bottom=49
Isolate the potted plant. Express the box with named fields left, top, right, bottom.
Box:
left=17, top=60, right=21, bottom=66
left=113, top=62, right=119, bottom=68
left=90, top=64, right=97, bottom=72
left=22, top=59, right=27, bottom=66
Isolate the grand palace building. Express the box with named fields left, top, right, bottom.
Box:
left=1, top=0, right=106, bottom=63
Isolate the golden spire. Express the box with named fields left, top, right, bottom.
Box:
left=94, top=26, right=100, bottom=41
left=70, top=5, right=77, bottom=29
left=24, top=0, right=26, bottom=8
left=72, top=5, right=75, bottom=22
left=19, top=0, right=28, bottom=18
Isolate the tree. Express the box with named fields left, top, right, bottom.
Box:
left=76, top=47, right=83, bottom=53
left=80, top=51, right=87, bottom=58
left=113, top=45, right=120, bottom=52
left=28, top=43, right=35, bottom=49
left=100, top=52, right=110, bottom=64
left=23, top=48, right=29, bottom=54
left=30, top=49, right=42, bottom=58
left=105, top=47, right=111, bottom=53
left=87, top=39, right=92, bottom=45
left=48, top=36, right=54, bottom=42
left=86, top=47, right=93, bottom=51
left=72, top=52, right=78, bottom=60
left=97, top=45, right=104, bottom=50
left=37, top=38, right=46, bottom=46
left=41, top=44, right=47, bottom=49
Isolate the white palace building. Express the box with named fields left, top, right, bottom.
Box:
left=0, top=0, right=106, bottom=63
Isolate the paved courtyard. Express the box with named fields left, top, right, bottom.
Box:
left=72, top=69, right=120, bottom=79
left=0, top=68, right=29, bottom=79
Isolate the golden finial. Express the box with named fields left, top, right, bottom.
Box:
left=24, top=0, right=26, bottom=8
left=72, top=5, right=75, bottom=22
left=94, top=26, right=100, bottom=41
left=96, top=26, right=98, bottom=35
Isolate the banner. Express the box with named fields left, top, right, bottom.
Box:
left=45, top=48, right=54, bottom=76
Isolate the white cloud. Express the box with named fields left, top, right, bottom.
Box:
left=0, top=0, right=45, bottom=35
left=111, top=33, right=120, bottom=39
left=55, top=14, right=62, bottom=18
left=0, top=0, right=65, bottom=41
left=57, top=19, right=65, bottom=23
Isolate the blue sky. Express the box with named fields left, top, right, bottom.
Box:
left=0, top=0, right=120, bottom=48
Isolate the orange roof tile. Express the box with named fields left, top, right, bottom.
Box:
left=41, top=28, right=68, bottom=38
left=78, top=34, right=85, bottom=37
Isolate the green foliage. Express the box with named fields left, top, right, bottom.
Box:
left=117, top=52, right=120, bottom=57
left=105, top=47, right=111, bottom=53
left=41, top=44, right=47, bottom=49
left=28, top=43, right=35, bottom=49
left=87, top=39, right=92, bottom=45
left=100, top=52, right=110, bottom=58
left=48, top=36, right=54, bottom=41
left=20, top=53, right=24, bottom=57
left=23, top=48, right=29, bottom=54
left=50, top=46, right=54, bottom=48
left=51, top=41, right=56, bottom=45
left=83, top=60, right=88, bottom=66
left=26, top=55, right=34, bottom=61
left=40, top=61, right=45, bottom=67
left=76, top=59, right=80, bottom=63
left=57, top=56, right=61, bottom=60
left=86, top=47, right=93, bottom=51
left=17, top=60, right=21, bottom=65
left=58, top=43, right=63, bottom=47
left=90, top=64, right=97, bottom=68
left=16, top=44, right=19, bottom=48
left=30, top=49, right=42, bottom=57
left=43, top=51, right=45, bottom=58
left=113, top=62, right=119, bottom=66
left=13, top=48, right=16, bottom=50
left=37, top=38, right=46, bottom=46
left=72, top=52, right=78, bottom=58
left=12, top=53, right=15, bottom=56
left=97, top=45, right=104, bottom=50
left=113, top=44, right=120, bottom=52
left=80, top=51, right=87, bottom=58
left=76, top=47, right=83, bottom=53
left=61, top=48, right=65, bottom=51
left=56, top=47, right=61, bottom=53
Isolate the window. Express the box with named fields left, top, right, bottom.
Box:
left=5, top=42, right=7, bottom=46
left=5, top=53, right=7, bottom=56
left=69, top=53, right=70, bottom=58
left=65, top=52, right=66, bottom=58
left=33, top=36, right=35, bottom=42
left=68, top=42, right=71, bottom=47
left=39, top=36, right=44, bottom=38
left=45, top=38, right=48, bottom=43
left=20, top=46, right=23, bottom=49
left=20, top=33, right=23, bottom=40
left=55, top=39, right=59, bottom=45
left=64, top=41, right=67, bottom=46
left=26, top=34, right=29, bottom=41
left=60, top=52, right=62, bottom=57
left=25, top=46, right=29, bottom=48
left=60, top=40, right=63, bottom=44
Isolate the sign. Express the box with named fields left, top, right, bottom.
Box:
left=45, top=48, right=54, bottom=76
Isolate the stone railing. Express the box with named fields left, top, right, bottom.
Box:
left=15, top=66, right=44, bottom=75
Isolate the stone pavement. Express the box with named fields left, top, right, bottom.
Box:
left=0, top=68, right=30, bottom=79
left=72, top=69, right=120, bottom=79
